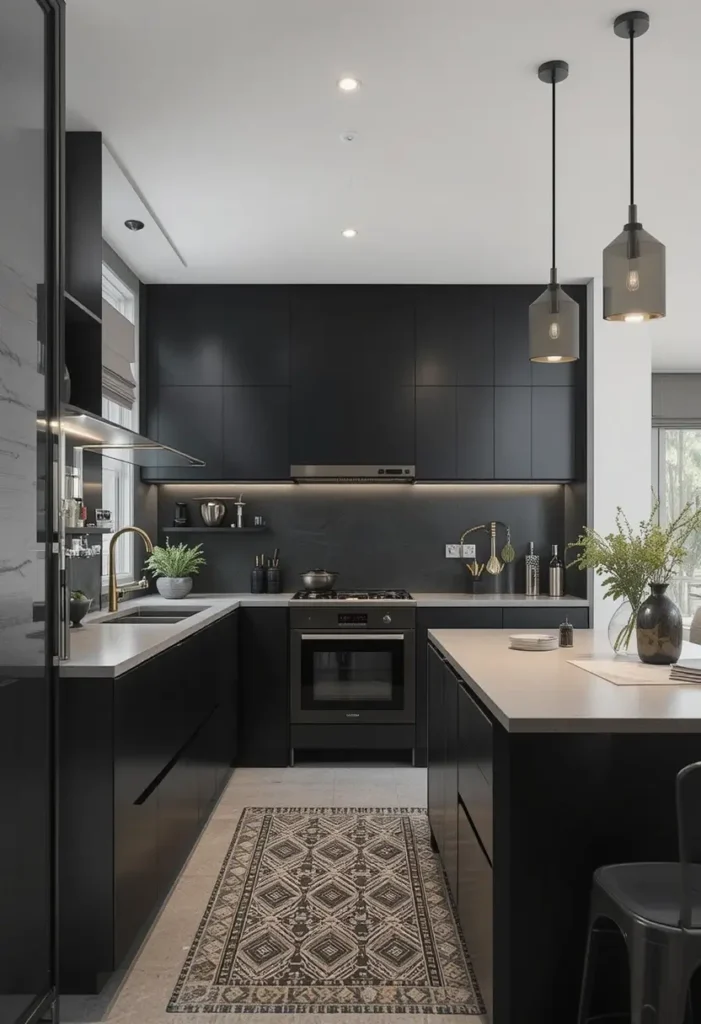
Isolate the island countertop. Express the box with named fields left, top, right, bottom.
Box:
left=428, top=627, right=701, bottom=733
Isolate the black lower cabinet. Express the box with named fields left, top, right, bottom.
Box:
left=238, top=608, right=289, bottom=766
left=426, top=645, right=458, bottom=897
left=59, top=611, right=238, bottom=993
left=458, top=803, right=493, bottom=1016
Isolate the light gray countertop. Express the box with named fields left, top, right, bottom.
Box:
left=60, top=591, right=589, bottom=679
left=428, top=628, right=701, bottom=734
left=412, top=593, right=587, bottom=607
left=62, top=594, right=293, bottom=678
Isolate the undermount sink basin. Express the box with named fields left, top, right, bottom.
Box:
left=97, top=605, right=209, bottom=625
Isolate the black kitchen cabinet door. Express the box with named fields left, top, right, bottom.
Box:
left=222, top=386, right=289, bottom=480
left=290, top=383, right=415, bottom=466
left=220, top=286, right=290, bottom=385
left=457, top=387, right=495, bottom=480
left=427, top=645, right=445, bottom=853
left=290, top=285, right=415, bottom=387
left=494, top=386, right=531, bottom=478
left=443, top=664, right=459, bottom=899
left=503, top=607, right=589, bottom=630
left=416, top=286, right=493, bottom=386
left=238, top=608, right=289, bottom=766
left=154, top=385, right=223, bottom=480
left=494, top=286, right=539, bottom=386
left=148, top=287, right=224, bottom=387
left=531, top=387, right=574, bottom=480
left=416, top=386, right=456, bottom=479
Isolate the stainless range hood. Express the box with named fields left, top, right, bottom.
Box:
left=291, top=465, right=415, bottom=483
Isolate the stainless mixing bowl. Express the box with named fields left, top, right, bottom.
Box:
left=199, top=500, right=226, bottom=527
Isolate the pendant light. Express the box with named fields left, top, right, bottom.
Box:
left=529, top=61, right=579, bottom=363
left=602, top=11, right=665, bottom=321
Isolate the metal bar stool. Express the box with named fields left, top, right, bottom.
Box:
left=578, top=762, right=701, bottom=1024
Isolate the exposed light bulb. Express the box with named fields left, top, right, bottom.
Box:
left=548, top=321, right=560, bottom=341
left=341, top=228, right=357, bottom=238
left=624, top=313, right=646, bottom=323
left=338, top=77, right=360, bottom=92
left=626, top=268, right=640, bottom=292
left=546, top=355, right=562, bottom=362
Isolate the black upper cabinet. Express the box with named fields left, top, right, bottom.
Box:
left=416, top=387, right=456, bottom=479
left=416, top=287, right=494, bottom=386
left=494, top=286, right=540, bottom=386
left=290, top=286, right=415, bottom=387
left=290, top=384, right=415, bottom=466
left=531, top=387, right=574, bottom=479
left=220, top=287, right=289, bottom=385
left=222, top=387, right=289, bottom=479
left=148, top=286, right=289, bottom=387
left=494, top=386, right=531, bottom=479
left=66, top=133, right=102, bottom=318
left=457, top=387, right=495, bottom=480
left=149, top=287, right=223, bottom=386
left=157, top=385, right=223, bottom=479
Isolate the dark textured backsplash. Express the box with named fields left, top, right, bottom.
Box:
left=155, top=483, right=587, bottom=596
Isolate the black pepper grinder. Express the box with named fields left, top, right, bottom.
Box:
left=559, top=618, right=574, bottom=648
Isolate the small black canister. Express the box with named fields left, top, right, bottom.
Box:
left=250, top=566, right=267, bottom=594
left=559, top=618, right=574, bottom=648
left=266, top=567, right=281, bottom=594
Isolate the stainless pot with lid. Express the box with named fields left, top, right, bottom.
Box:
left=300, top=569, right=338, bottom=592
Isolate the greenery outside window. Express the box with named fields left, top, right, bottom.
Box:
left=652, top=428, right=701, bottom=620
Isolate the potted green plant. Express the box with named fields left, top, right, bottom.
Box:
left=568, top=500, right=701, bottom=656
left=145, top=539, right=206, bottom=599
left=69, top=589, right=92, bottom=627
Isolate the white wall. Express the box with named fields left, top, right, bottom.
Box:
left=588, top=277, right=652, bottom=629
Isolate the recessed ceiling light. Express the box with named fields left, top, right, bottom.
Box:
left=124, top=219, right=144, bottom=231
left=338, top=77, right=360, bottom=92
left=342, top=228, right=357, bottom=238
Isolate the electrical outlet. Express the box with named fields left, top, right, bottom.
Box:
left=461, top=543, right=476, bottom=559
left=445, top=544, right=461, bottom=559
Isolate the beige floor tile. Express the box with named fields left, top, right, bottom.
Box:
left=135, top=876, right=213, bottom=971
left=182, top=818, right=238, bottom=876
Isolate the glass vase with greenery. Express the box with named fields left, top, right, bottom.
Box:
left=145, top=539, right=206, bottom=580
left=568, top=499, right=701, bottom=654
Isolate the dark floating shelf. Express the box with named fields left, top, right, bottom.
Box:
left=65, top=526, right=114, bottom=535
left=65, top=291, right=102, bottom=326
left=161, top=526, right=268, bottom=533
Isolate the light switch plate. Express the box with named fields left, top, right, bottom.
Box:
left=445, top=544, right=461, bottom=558
left=461, top=543, right=476, bottom=559
left=445, top=543, right=477, bottom=559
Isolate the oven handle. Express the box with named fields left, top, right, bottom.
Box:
left=300, top=634, right=405, bottom=641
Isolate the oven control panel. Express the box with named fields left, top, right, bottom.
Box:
left=290, top=605, right=416, bottom=630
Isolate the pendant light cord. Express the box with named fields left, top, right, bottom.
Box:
left=629, top=27, right=635, bottom=206
left=551, top=75, right=556, bottom=270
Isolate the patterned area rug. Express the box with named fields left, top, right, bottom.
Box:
left=168, top=807, right=484, bottom=1014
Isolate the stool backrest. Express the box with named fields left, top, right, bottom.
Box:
left=676, top=761, right=701, bottom=927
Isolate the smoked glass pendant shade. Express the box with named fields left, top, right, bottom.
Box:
left=602, top=219, right=666, bottom=321
left=529, top=282, right=579, bottom=362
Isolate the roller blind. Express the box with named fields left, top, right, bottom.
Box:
left=652, top=374, right=701, bottom=428
left=102, top=298, right=136, bottom=409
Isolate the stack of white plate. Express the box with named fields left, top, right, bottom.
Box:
left=509, top=633, right=558, bottom=652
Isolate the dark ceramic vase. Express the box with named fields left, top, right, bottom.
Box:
left=69, top=597, right=91, bottom=627
left=636, top=583, right=683, bottom=665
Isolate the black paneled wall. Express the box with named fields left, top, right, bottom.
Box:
left=156, top=484, right=580, bottom=594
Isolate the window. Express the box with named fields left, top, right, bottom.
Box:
left=652, top=428, right=701, bottom=620
left=101, top=263, right=138, bottom=586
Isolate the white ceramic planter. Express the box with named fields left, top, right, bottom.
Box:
left=156, top=577, right=193, bottom=600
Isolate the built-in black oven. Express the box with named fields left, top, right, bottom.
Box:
left=290, top=605, right=416, bottom=725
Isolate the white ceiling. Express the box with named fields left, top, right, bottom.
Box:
left=66, top=0, right=700, bottom=370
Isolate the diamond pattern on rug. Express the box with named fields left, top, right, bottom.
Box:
left=167, top=807, right=484, bottom=1014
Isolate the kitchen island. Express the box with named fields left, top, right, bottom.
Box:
left=427, top=628, right=701, bottom=1024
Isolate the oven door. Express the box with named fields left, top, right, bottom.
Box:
left=291, top=630, right=415, bottom=724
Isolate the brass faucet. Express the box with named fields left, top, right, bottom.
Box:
left=108, top=526, right=154, bottom=613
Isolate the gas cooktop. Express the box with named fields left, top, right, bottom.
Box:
left=292, top=589, right=413, bottom=601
